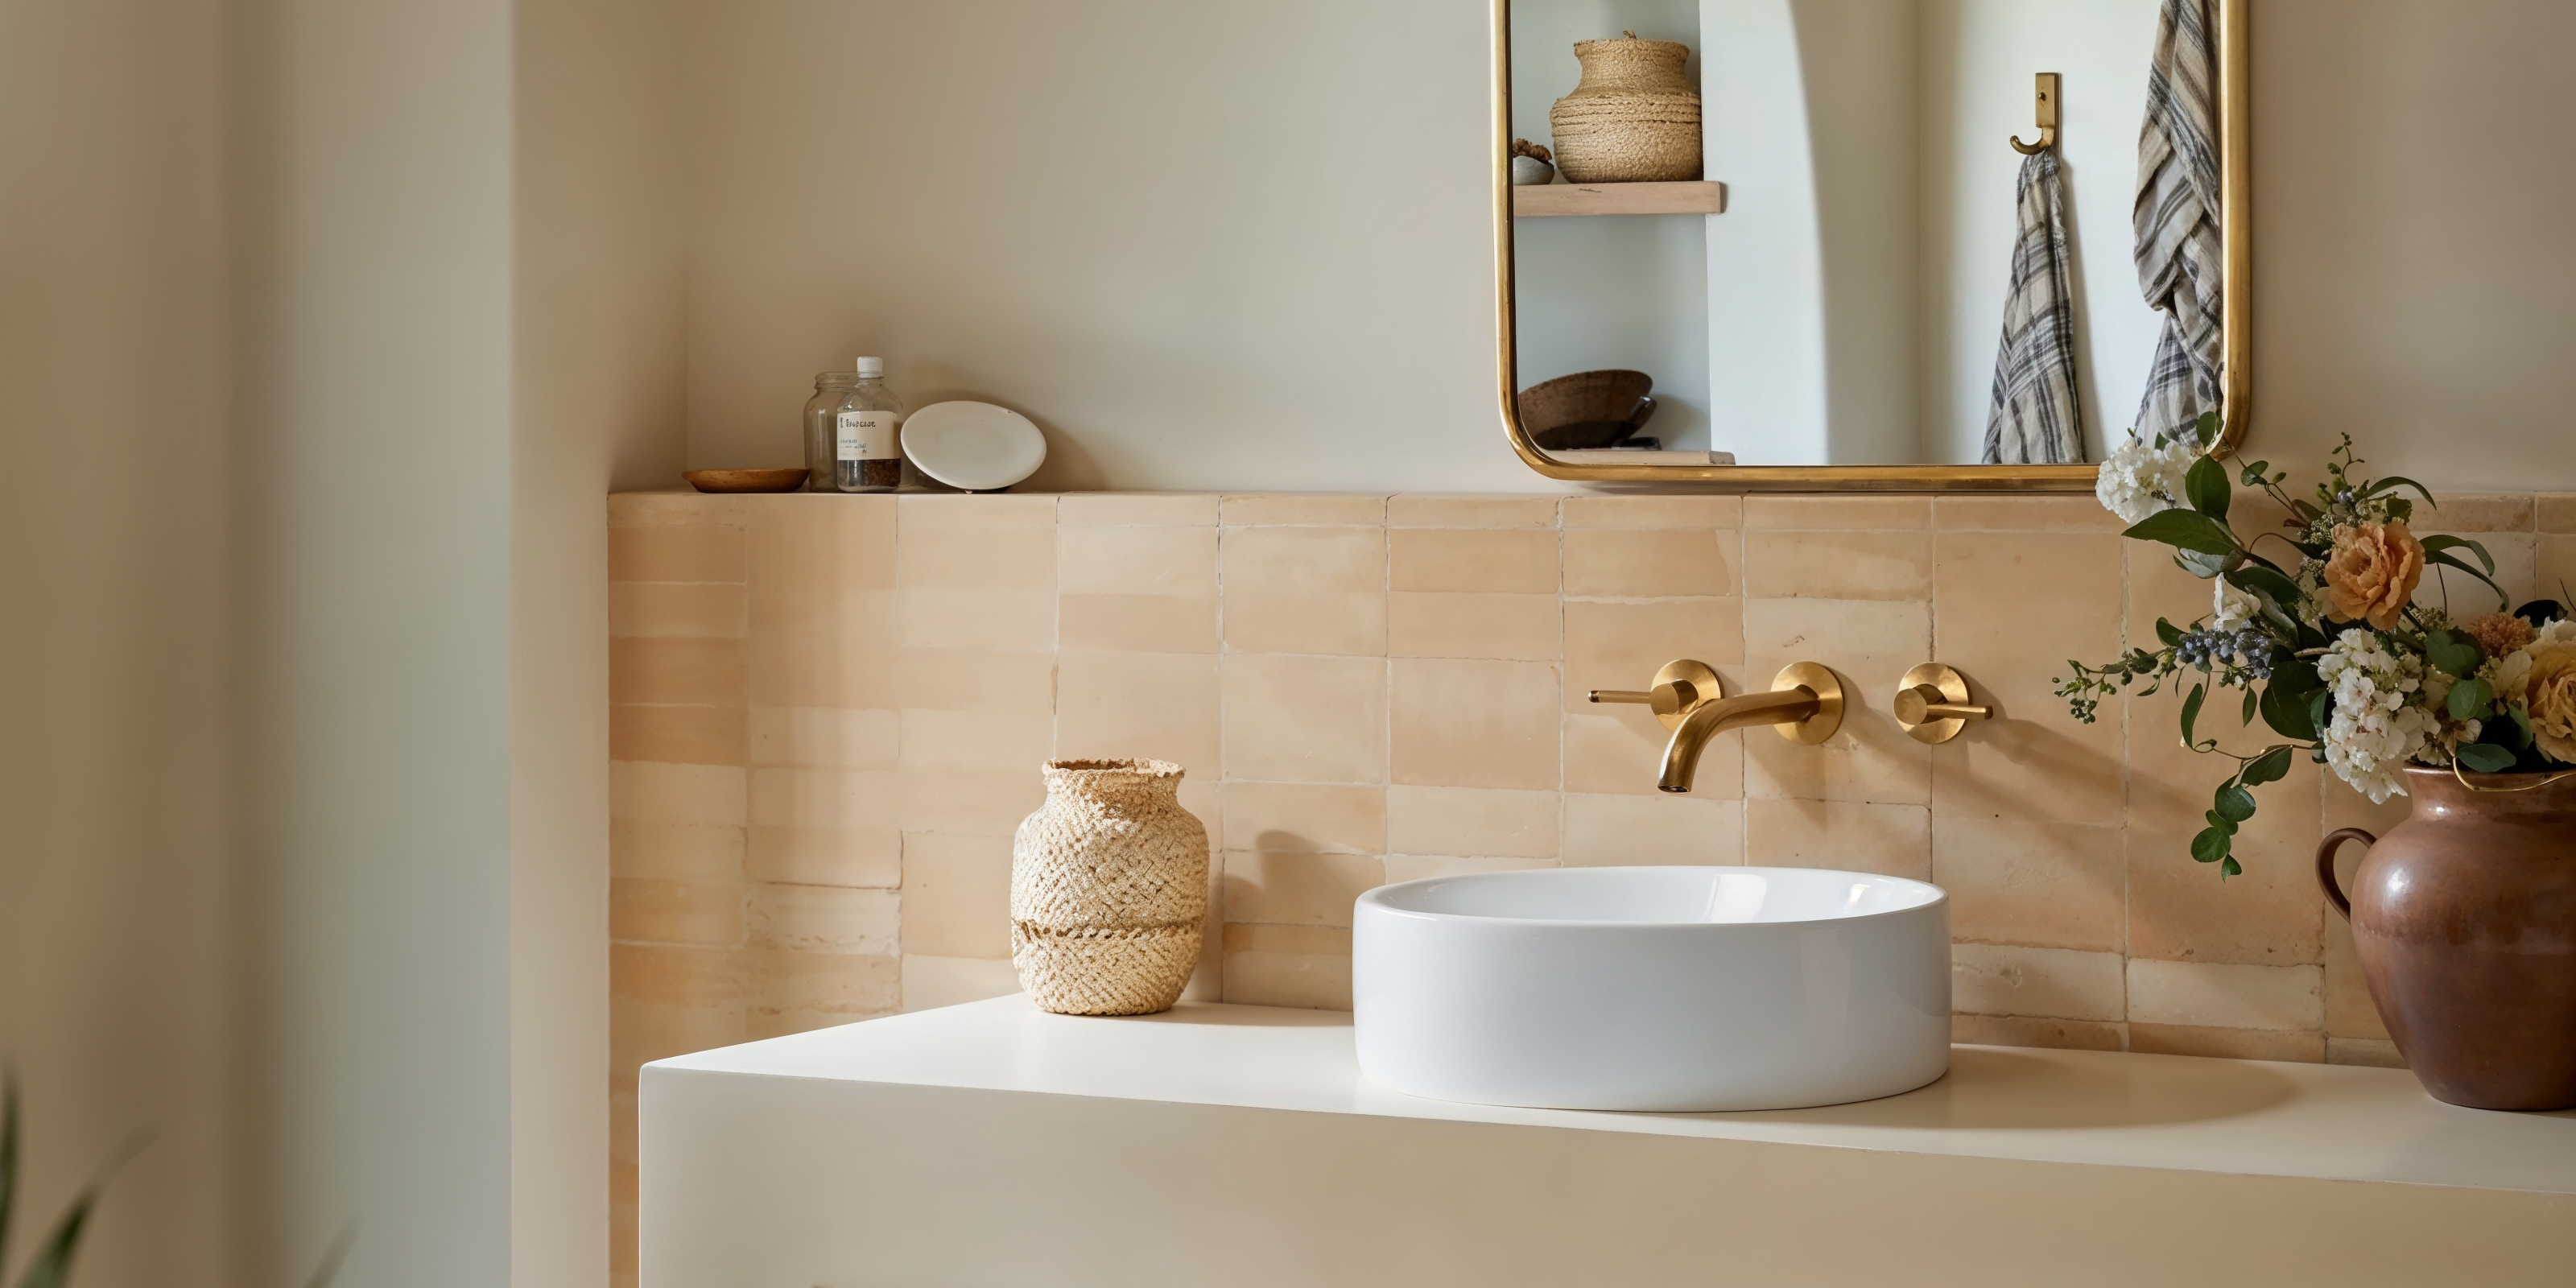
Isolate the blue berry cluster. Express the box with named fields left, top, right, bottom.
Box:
left=2176, top=626, right=2277, bottom=679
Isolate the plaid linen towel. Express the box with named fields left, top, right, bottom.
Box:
left=2133, top=0, right=2225, bottom=440
left=1984, top=146, right=2083, bottom=465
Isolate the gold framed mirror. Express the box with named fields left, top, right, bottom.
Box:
left=1493, top=0, right=2251, bottom=489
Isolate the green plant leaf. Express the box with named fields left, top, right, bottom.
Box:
left=2215, top=784, right=2258, bottom=823
left=2511, top=700, right=2538, bottom=749
left=2227, top=564, right=2301, bottom=606
left=2386, top=497, right=2414, bottom=525
left=2191, top=826, right=2234, bottom=864
left=2421, top=535, right=2496, bottom=574
left=2241, top=686, right=2260, bottom=726
left=2125, top=509, right=2241, bottom=558
left=2361, top=475, right=2436, bottom=506
left=2221, top=856, right=2243, bottom=879
left=2310, top=690, right=2334, bottom=736
left=2425, top=550, right=2512, bottom=611
left=2238, top=460, right=2271, bottom=487
left=2240, top=745, right=2297, bottom=787
left=2260, top=683, right=2317, bottom=739
left=13, top=1180, right=101, bottom=1288
left=2, top=1067, right=17, bottom=1281
left=2194, top=410, right=2221, bottom=448
left=2156, top=617, right=2185, bottom=647
left=2425, top=629, right=2483, bottom=680
left=2182, top=683, right=2208, bottom=747
left=2176, top=548, right=2235, bottom=580
left=2458, top=742, right=2518, bottom=774
left=2186, top=454, right=2232, bottom=522
left=2448, top=676, right=2495, bottom=721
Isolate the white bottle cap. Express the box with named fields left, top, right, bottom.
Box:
left=854, top=357, right=884, bottom=378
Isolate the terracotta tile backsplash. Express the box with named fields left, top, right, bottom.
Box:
left=609, top=488, right=2576, bottom=1255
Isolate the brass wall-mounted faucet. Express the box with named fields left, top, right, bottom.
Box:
left=1589, top=660, right=1846, bottom=793
left=1892, top=663, right=1992, bottom=744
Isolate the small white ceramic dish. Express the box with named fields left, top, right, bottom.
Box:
left=902, top=401, right=1046, bottom=492
left=1354, top=865, right=1951, bottom=1112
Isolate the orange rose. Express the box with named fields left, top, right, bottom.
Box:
left=2520, top=643, right=2576, bottom=765
left=2324, top=522, right=2425, bottom=630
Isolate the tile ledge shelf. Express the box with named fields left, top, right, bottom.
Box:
left=642, top=996, right=2576, bottom=1287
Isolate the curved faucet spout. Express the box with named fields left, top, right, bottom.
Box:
left=1657, top=687, right=1822, bottom=792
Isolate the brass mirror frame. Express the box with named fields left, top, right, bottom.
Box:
left=1493, top=0, right=2251, bottom=490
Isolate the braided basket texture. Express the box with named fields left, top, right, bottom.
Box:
left=1011, top=759, right=1209, bottom=1015
left=1548, top=36, right=1703, bottom=183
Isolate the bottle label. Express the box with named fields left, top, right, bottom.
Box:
left=836, top=411, right=898, bottom=461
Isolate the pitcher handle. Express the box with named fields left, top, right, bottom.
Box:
left=2314, top=828, right=2376, bottom=921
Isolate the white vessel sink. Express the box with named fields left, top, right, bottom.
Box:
left=1353, top=866, right=1951, bottom=1112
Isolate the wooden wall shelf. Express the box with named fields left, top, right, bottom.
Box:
left=1513, top=180, right=1728, bottom=217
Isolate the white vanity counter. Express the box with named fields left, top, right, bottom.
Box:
left=642, top=996, right=2576, bottom=1287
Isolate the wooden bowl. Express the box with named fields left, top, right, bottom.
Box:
left=683, top=468, right=809, bottom=493
left=1518, top=369, right=1658, bottom=450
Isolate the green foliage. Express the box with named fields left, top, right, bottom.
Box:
left=2448, top=677, right=2496, bottom=722
left=2184, top=454, right=2232, bottom=523
left=2423, top=629, right=2483, bottom=680
left=2124, top=508, right=2240, bottom=558
left=2, top=1069, right=107, bottom=1288
left=2458, top=743, right=2519, bottom=773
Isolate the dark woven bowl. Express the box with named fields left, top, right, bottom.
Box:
left=1519, top=369, right=1658, bottom=450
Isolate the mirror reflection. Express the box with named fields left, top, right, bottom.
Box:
left=1509, top=1, right=2227, bottom=467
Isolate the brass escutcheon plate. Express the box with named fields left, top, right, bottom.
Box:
left=1897, top=662, right=1974, bottom=745
left=1649, top=659, right=1726, bottom=731
left=1773, top=663, right=1843, bottom=745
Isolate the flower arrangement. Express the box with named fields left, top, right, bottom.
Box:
left=2062, top=415, right=2571, bottom=877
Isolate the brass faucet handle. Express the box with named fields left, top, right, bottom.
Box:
left=1894, top=663, right=1992, bottom=744
left=1587, top=659, right=1724, bottom=731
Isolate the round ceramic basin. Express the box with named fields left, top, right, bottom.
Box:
left=1352, top=866, right=1951, bottom=1112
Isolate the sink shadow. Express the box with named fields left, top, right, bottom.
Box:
left=1660, top=1047, right=2302, bottom=1130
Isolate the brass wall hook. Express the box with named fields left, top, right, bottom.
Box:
left=2009, top=72, right=2060, bottom=155
left=1893, top=663, right=1994, bottom=744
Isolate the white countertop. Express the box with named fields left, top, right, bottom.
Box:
left=654, top=993, right=2576, bottom=1195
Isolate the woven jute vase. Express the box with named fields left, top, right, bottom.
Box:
left=1548, top=35, right=1702, bottom=183
left=1011, top=759, right=1208, bottom=1016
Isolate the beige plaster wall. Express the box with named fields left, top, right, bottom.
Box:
left=0, top=1, right=245, bottom=1284
left=672, top=0, right=2576, bottom=492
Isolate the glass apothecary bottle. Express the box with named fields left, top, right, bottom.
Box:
left=802, top=357, right=906, bottom=493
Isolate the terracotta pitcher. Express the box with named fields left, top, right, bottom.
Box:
left=2316, top=765, right=2576, bottom=1110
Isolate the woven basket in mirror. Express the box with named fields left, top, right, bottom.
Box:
left=1548, top=33, right=1703, bottom=183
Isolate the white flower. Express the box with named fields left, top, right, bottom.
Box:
left=2535, top=619, right=2576, bottom=648
left=2493, top=647, right=2535, bottom=700
left=2095, top=429, right=2197, bottom=526
left=2211, top=579, right=2260, bottom=631
left=2314, top=629, right=2438, bottom=803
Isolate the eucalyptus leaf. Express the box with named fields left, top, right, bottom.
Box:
left=2425, top=550, right=2512, bottom=610
left=2227, top=565, right=2301, bottom=606
left=2458, top=742, right=2518, bottom=774
left=2215, top=785, right=2258, bottom=823
left=2125, top=508, right=2241, bottom=558
left=2182, top=683, right=2207, bottom=747
left=2202, top=811, right=2239, bottom=836
left=2240, top=745, right=2296, bottom=787
left=2238, top=460, right=2271, bottom=487
left=2421, top=535, right=2496, bottom=574
left=2260, top=683, right=2318, bottom=740
left=2191, top=826, right=2233, bottom=864
left=2176, top=549, right=2235, bottom=580
left=2425, top=629, right=2483, bottom=679
left=2448, top=676, right=2495, bottom=721
left=2186, top=455, right=2232, bottom=522
left=2361, top=475, right=2437, bottom=506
